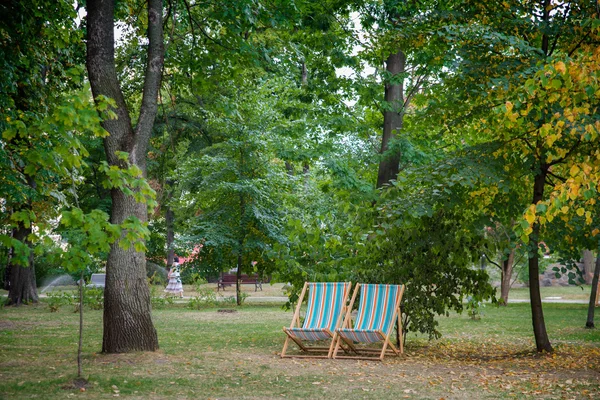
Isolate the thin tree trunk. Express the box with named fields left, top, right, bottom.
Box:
left=86, top=0, right=163, bottom=353
left=303, top=162, right=310, bottom=191
left=529, top=170, right=552, bottom=352
left=236, top=187, right=245, bottom=306
left=165, top=206, right=175, bottom=268
left=586, top=255, right=600, bottom=328
left=236, top=252, right=243, bottom=306
left=376, top=50, right=405, bottom=188
left=285, top=161, right=294, bottom=175
left=78, top=271, right=84, bottom=378
left=500, top=249, right=515, bottom=305
left=165, top=178, right=175, bottom=269
left=582, top=250, right=594, bottom=284
left=6, top=224, right=38, bottom=305
left=300, top=61, right=308, bottom=86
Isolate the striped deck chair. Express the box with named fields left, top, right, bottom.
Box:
left=281, top=282, right=351, bottom=358
left=332, top=283, right=405, bottom=361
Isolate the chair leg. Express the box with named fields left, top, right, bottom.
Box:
left=328, top=333, right=342, bottom=358
left=379, top=337, right=390, bottom=361
left=332, top=335, right=344, bottom=358
left=281, top=332, right=291, bottom=358
left=334, top=335, right=359, bottom=358
left=386, top=340, right=400, bottom=356
left=398, top=311, right=403, bottom=354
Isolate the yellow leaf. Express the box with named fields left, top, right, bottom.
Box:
left=525, top=208, right=536, bottom=224
left=555, top=61, right=566, bottom=74
left=582, top=163, right=592, bottom=175
left=576, top=208, right=585, bottom=216
left=570, top=165, right=580, bottom=176
left=592, top=229, right=599, bottom=236
left=561, top=206, right=569, bottom=214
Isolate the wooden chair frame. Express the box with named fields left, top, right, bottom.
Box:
left=332, top=283, right=405, bottom=361
left=281, top=282, right=352, bottom=359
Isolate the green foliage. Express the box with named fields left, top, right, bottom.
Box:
left=58, top=208, right=120, bottom=273
left=186, top=288, right=218, bottom=310
left=174, top=77, right=288, bottom=287
left=46, top=291, right=74, bottom=313
left=33, top=248, right=70, bottom=287
left=352, top=205, right=495, bottom=339
left=149, top=284, right=174, bottom=309
left=82, top=287, right=104, bottom=311
left=466, top=296, right=485, bottom=321
left=146, top=262, right=168, bottom=285
left=179, top=255, right=222, bottom=283
left=45, top=287, right=104, bottom=312
left=98, top=152, right=157, bottom=210
left=221, top=292, right=249, bottom=306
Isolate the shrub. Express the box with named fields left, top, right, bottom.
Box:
left=147, top=261, right=168, bottom=285
left=187, top=287, right=218, bottom=309
left=46, top=291, right=74, bottom=312
left=149, top=284, right=174, bottom=309
left=83, top=287, right=104, bottom=310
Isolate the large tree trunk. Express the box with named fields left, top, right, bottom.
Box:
left=86, top=0, right=163, bottom=353
left=6, top=225, right=38, bottom=305
left=528, top=170, right=552, bottom=352
left=376, top=50, right=406, bottom=188
left=586, top=255, right=600, bottom=328
left=102, top=192, right=158, bottom=352
left=499, top=249, right=515, bottom=305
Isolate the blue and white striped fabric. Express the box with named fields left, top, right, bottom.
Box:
left=337, top=284, right=403, bottom=344
left=287, top=282, right=350, bottom=341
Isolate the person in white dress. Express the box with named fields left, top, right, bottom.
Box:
left=164, top=257, right=183, bottom=298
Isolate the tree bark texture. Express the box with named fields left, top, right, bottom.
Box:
left=86, top=0, right=163, bottom=352
left=499, top=249, right=515, bottom=306
left=236, top=188, right=245, bottom=306
left=236, top=252, right=243, bottom=306
left=528, top=170, right=553, bottom=352
left=582, top=250, right=595, bottom=284
left=586, top=255, right=600, bottom=328
left=165, top=205, right=175, bottom=268
left=376, top=50, right=406, bottom=188
left=6, top=225, right=38, bottom=305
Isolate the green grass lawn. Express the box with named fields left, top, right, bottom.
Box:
left=0, top=300, right=599, bottom=399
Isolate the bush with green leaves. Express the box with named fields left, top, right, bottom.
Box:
left=45, top=286, right=104, bottom=312
left=146, top=262, right=168, bottom=285
left=148, top=284, right=174, bottom=309
left=46, top=291, right=75, bottom=312
left=351, top=205, right=495, bottom=340
left=466, top=296, right=485, bottom=320
left=186, top=287, right=218, bottom=310
left=83, top=287, right=104, bottom=310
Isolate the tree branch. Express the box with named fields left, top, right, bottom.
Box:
left=134, top=0, right=164, bottom=164
left=484, top=252, right=502, bottom=269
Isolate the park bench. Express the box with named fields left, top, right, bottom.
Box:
left=217, top=273, right=263, bottom=292
left=88, top=273, right=106, bottom=288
